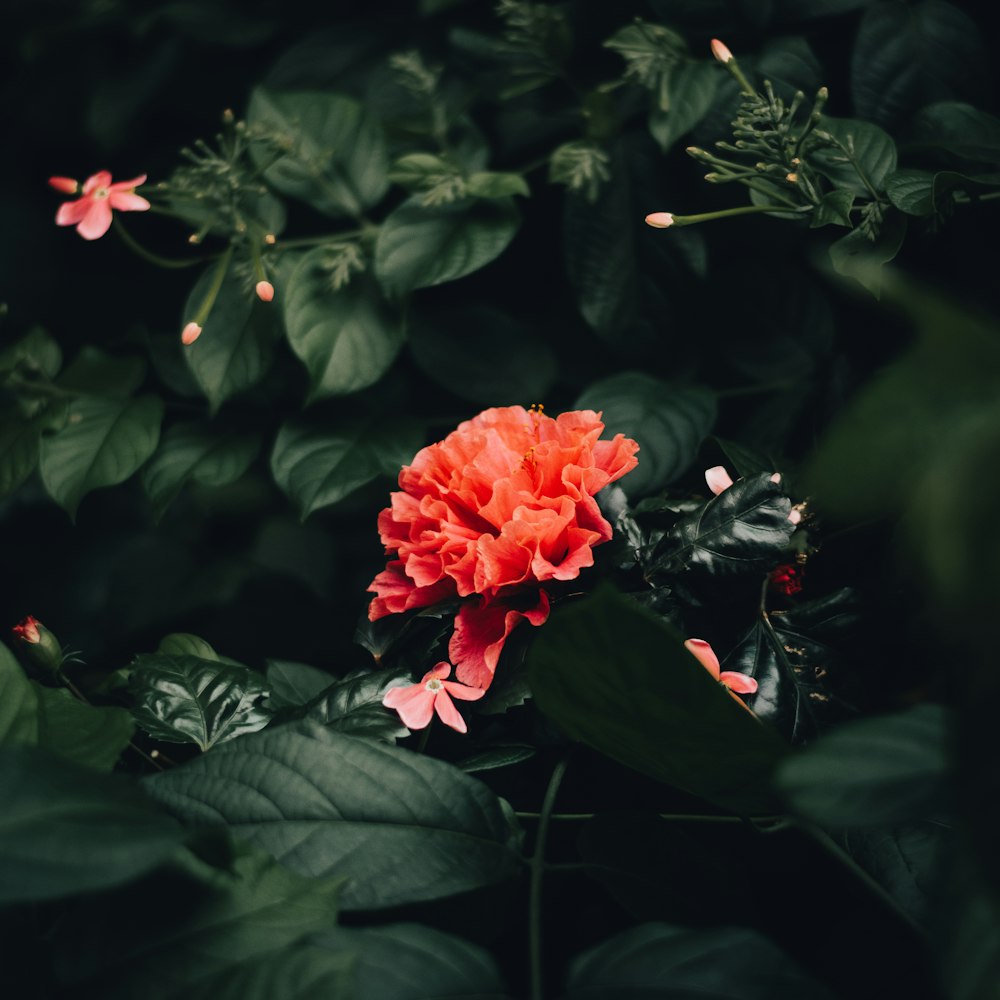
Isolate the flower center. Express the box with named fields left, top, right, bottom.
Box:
left=425, top=678, right=444, bottom=692
left=94, top=187, right=110, bottom=200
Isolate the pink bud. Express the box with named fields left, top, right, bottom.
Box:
left=255, top=280, right=275, bottom=302
left=12, top=615, right=41, bottom=644
left=769, top=473, right=781, bottom=484
left=788, top=508, right=803, bottom=525
left=644, top=212, right=674, bottom=229
left=181, top=322, right=202, bottom=346
left=705, top=466, right=734, bottom=496
left=711, top=38, right=734, bottom=64
left=48, top=176, right=80, bottom=194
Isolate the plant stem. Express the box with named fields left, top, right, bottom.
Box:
left=529, top=755, right=569, bottom=1000
left=516, top=810, right=785, bottom=823
left=112, top=219, right=209, bottom=269
left=415, top=724, right=432, bottom=754
left=271, top=229, right=363, bottom=249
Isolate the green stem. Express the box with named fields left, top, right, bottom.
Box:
left=529, top=755, right=569, bottom=1000
left=112, top=219, right=209, bottom=269
left=272, top=229, right=363, bottom=250
left=671, top=203, right=808, bottom=227
left=415, top=724, right=433, bottom=754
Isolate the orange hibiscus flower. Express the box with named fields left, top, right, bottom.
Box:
left=368, top=405, right=639, bottom=690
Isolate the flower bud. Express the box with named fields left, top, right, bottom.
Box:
left=181, top=322, right=202, bottom=346
left=644, top=212, right=674, bottom=229
left=12, top=615, right=41, bottom=644
left=48, top=176, right=80, bottom=194
left=711, top=38, right=734, bottom=64
left=12, top=616, right=64, bottom=678
left=255, top=280, right=275, bottom=302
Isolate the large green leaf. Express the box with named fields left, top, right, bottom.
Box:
left=647, top=59, right=719, bottom=152
left=34, top=685, right=134, bottom=772
left=306, top=666, right=410, bottom=741
left=0, top=325, right=62, bottom=380
left=566, top=923, right=837, bottom=999
left=38, top=394, right=164, bottom=518
left=409, top=303, right=556, bottom=406
left=141, top=420, right=261, bottom=519
left=811, top=116, right=898, bottom=195
left=0, top=642, right=37, bottom=745
left=374, top=195, right=520, bottom=297
left=0, top=746, right=185, bottom=904
left=774, top=704, right=951, bottom=827
left=910, top=102, right=1000, bottom=165
left=49, top=840, right=347, bottom=1000
left=850, top=0, right=986, bottom=128
left=528, top=586, right=788, bottom=815
left=130, top=654, right=271, bottom=751
left=284, top=250, right=405, bottom=401
left=248, top=88, right=388, bottom=217
left=0, top=413, right=41, bottom=497
left=271, top=417, right=424, bottom=519
left=144, top=721, right=521, bottom=910
left=575, top=373, right=716, bottom=497
left=57, top=346, right=147, bottom=396
left=182, top=264, right=279, bottom=412
left=265, top=659, right=336, bottom=709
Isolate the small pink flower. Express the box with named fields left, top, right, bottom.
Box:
left=705, top=465, right=735, bottom=495
left=382, top=662, right=486, bottom=734
left=52, top=170, right=150, bottom=240
left=12, top=615, right=41, bottom=644
left=644, top=212, right=675, bottom=229
left=685, top=638, right=758, bottom=697
left=181, top=322, right=202, bottom=346
left=711, top=38, right=734, bottom=64
left=255, top=280, right=275, bottom=302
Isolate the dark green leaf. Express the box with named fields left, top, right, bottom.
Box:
left=0, top=414, right=41, bottom=497
left=271, top=417, right=424, bottom=519
left=575, top=373, right=716, bottom=497
left=141, top=421, right=260, bottom=519
left=266, top=660, right=336, bottom=709
left=144, top=721, right=521, bottom=910
left=0, top=746, right=185, bottom=904
left=713, top=437, right=776, bottom=478
left=566, top=922, right=837, bottom=999
left=810, top=188, right=856, bottom=228
left=0, top=325, right=62, bottom=380
left=182, top=263, right=279, bottom=412
left=465, top=171, right=530, bottom=199
left=910, top=102, right=1000, bottom=165
left=284, top=250, right=405, bottom=401
left=885, top=169, right=935, bottom=216
left=34, top=684, right=134, bottom=771
left=850, top=1, right=987, bottom=129
left=648, top=60, right=719, bottom=152
left=50, top=839, right=346, bottom=999
left=828, top=209, right=907, bottom=297
left=812, top=117, right=898, bottom=195
left=57, top=346, right=146, bottom=396
left=130, top=654, right=271, bottom=750
left=0, top=642, right=39, bottom=744
left=248, top=88, right=388, bottom=217
left=307, top=666, right=412, bottom=741
left=653, top=472, right=794, bottom=579
left=528, top=586, right=788, bottom=814
left=374, top=195, right=520, bottom=297
left=157, top=633, right=224, bottom=661
left=39, top=394, right=164, bottom=518
left=409, top=303, right=556, bottom=405
left=775, top=704, right=951, bottom=827
left=456, top=744, right=535, bottom=773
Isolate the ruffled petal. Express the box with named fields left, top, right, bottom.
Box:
left=433, top=691, right=468, bottom=733
left=76, top=200, right=113, bottom=240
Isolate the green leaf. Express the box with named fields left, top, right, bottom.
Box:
left=566, top=923, right=837, bottom=1000
left=885, top=168, right=936, bottom=216
left=828, top=209, right=907, bottom=297
left=50, top=840, right=347, bottom=999
left=182, top=263, right=279, bottom=412
left=34, top=685, right=134, bottom=771
left=306, top=667, right=410, bottom=741
left=57, top=346, right=147, bottom=396
left=0, top=414, right=41, bottom=497
left=0, top=325, right=62, bottom=380
left=465, top=171, right=530, bottom=199
left=713, top=436, right=776, bottom=478
left=0, top=746, right=185, bottom=904
left=910, top=102, right=1000, bottom=164
left=266, top=659, right=335, bottom=709
left=271, top=416, right=424, bottom=519
left=144, top=721, right=521, bottom=910
left=810, top=188, right=856, bottom=228
left=850, top=0, right=986, bottom=129
left=653, top=472, right=794, bottom=579
left=0, top=642, right=38, bottom=745
left=812, top=117, right=898, bottom=195
left=648, top=60, right=719, bottom=152
left=528, top=586, right=788, bottom=815
left=39, top=394, right=164, bottom=518
left=457, top=744, right=536, bottom=773
left=409, top=303, right=557, bottom=406
left=248, top=88, right=388, bottom=217
left=374, top=195, right=520, bottom=297
left=775, top=705, right=951, bottom=827
left=129, top=654, right=271, bottom=751
left=388, top=151, right=454, bottom=190
left=937, top=854, right=1000, bottom=1000
left=157, top=633, right=223, bottom=661
left=142, top=420, right=260, bottom=519
left=284, top=250, right=405, bottom=401
left=575, top=373, right=716, bottom=497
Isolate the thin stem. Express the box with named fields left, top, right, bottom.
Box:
left=272, top=229, right=363, bottom=250
left=515, top=810, right=786, bottom=823
left=415, top=724, right=432, bottom=755
left=672, top=203, right=809, bottom=227
left=112, top=219, right=209, bottom=269
left=529, top=755, right=569, bottom=1000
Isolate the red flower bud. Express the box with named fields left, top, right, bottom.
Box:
left=12, top=615, right=41, bottom=644
left=255, top=280, right=275, bottom=302
left=181, top=322, right=202, bottom=345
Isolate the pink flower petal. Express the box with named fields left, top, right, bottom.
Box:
left=108, top=173, right=147, bottom=193
left=684, top=638, right=721, bottom=680
left=441, top=679, right=487, bottom=702
left=55, top=200, right=89, bottom=226
left=382, top=684, right=435, bottom=730
left=108, top=191, right=151, bottom=212
left=720, top=671, right=758, bottom=695
left=422, top=662, right=452, bottom=683
left=82, top=170, right=112, bottom=195
left=645, top=212, right=674, bottom=228
left=705, top=466, right=734, bottom=496
left=49, top=176, right=79, bottom=194
left=76, top=200, right=114, bottom=240
left=433, top=691, right=469, bottom=733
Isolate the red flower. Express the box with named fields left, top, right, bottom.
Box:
left=369, top=405, right=639, bottom=689
left=382, top=662, right=486, bottom=733
left=769, top=562, right=804, bottom=596
left=12, top=615, right=41, bottom=644
left=51, top=170, right=150, bottom=240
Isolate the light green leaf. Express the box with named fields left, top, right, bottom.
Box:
left=271, top=417, right=424, bottom=519
left=130, top=654, right=271, bottom=751
left=248, top=88, right=389, bottom=217
left=811, top=188, right=856, bottom=228
left=387, top=152, right=454, bottom=190
left=374, top=195, right=520, bottom=297
left=141, top=420, right=260, bottom=519
left=39, top=394, right=164, bottom=518
left=182, top=264, right=279, bottom=413
left=575, top=373, right=716, bottom=496
left=157, top=633, right=223, bottom=661
left=284, top=250, right=405, bottom=401
left=465, top=171, right=530, bottom=199
left=144, top=721, right=522, bottom=910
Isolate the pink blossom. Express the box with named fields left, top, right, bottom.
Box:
left=255, top=280, right=275, bottom=302
left=705, top=465, right=735, bottom=495
left=644, top=212, right=675, bottom=229
left=51, top=170, right=150, bottom=240
left=684, top=638, right=758, bottom=697
left=181, top=322, right=202, bottom=346
left=382, top=662, right=486, bottom=734
left=711, top=39, right=734, bottom=64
